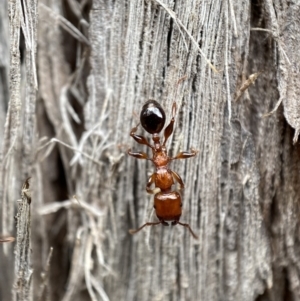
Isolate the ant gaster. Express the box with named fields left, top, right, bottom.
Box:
left=128, top=87, right=198, bottom=239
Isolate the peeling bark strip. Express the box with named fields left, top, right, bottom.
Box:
left=263, top=0, right=300, bottom=143
left=1, top=0, right=22, bottom=243
left=1, top=0, right=37, bottom=280
left=13, top=178, right=32, bottom=301
left=0, top=236, right=15, bottom=243
left=37, top=247, right=53, bottom=301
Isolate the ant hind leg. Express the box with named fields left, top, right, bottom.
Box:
left=129, top=221, right=163, bottom=235
left=172, top=220, right=198, bottom=239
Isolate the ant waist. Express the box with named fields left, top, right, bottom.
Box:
left=155, top=165, right=170, bottom=171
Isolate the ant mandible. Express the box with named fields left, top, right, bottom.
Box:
left=128, top=79, right=198, bottom=239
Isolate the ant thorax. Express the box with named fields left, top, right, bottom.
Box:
left=152, top=149, right=169, bottom=167
left=150, top=134, right=169, bottom=167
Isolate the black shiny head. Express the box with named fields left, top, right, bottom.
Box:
left=140, top=100, right=166, bottom=134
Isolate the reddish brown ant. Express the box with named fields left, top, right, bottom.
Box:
left=128, top=82, right=198, bottom=239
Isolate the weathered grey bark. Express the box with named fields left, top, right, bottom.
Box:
left=13, top=178, right=33, bottom=301
left=1, top=0, right=300, bottom=300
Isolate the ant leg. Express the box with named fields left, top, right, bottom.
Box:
left=130, top=124, right=154, bottom=150
left=170, top=148, right=198, bottom=160
left=171, top=170, right=184, bottom=190
left=163, top=102, right=176, bottom=146
left=129, top=221, right=163, bottom=235
left=128, top=149, right=149, bottom=160
left=146, top=174, right=160, bottom=194
left=172, top=221, right=198, bottom=239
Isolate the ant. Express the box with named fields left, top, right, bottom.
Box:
left=128, top=80, right=198, bottom=239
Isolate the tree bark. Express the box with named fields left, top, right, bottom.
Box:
left=1, top=0, right=300, bottom=300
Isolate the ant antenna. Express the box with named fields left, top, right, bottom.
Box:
left=129, top=221, right=163, bottom=235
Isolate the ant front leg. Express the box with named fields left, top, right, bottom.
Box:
left=163, top=102, right=177, bottom=146
left=170, top=148, right=198, bottom=160
left=130, top=124, right=154, bottom=150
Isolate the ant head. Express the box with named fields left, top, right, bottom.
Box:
left=140, top=100, right=166, bottom=134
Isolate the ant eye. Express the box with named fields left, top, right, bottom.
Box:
left=140, top=100, right=166, bottom=134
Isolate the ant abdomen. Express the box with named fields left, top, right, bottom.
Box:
left=140, top=100, right=166, bottom=134
left=154, top=191, right=182, bottom=221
